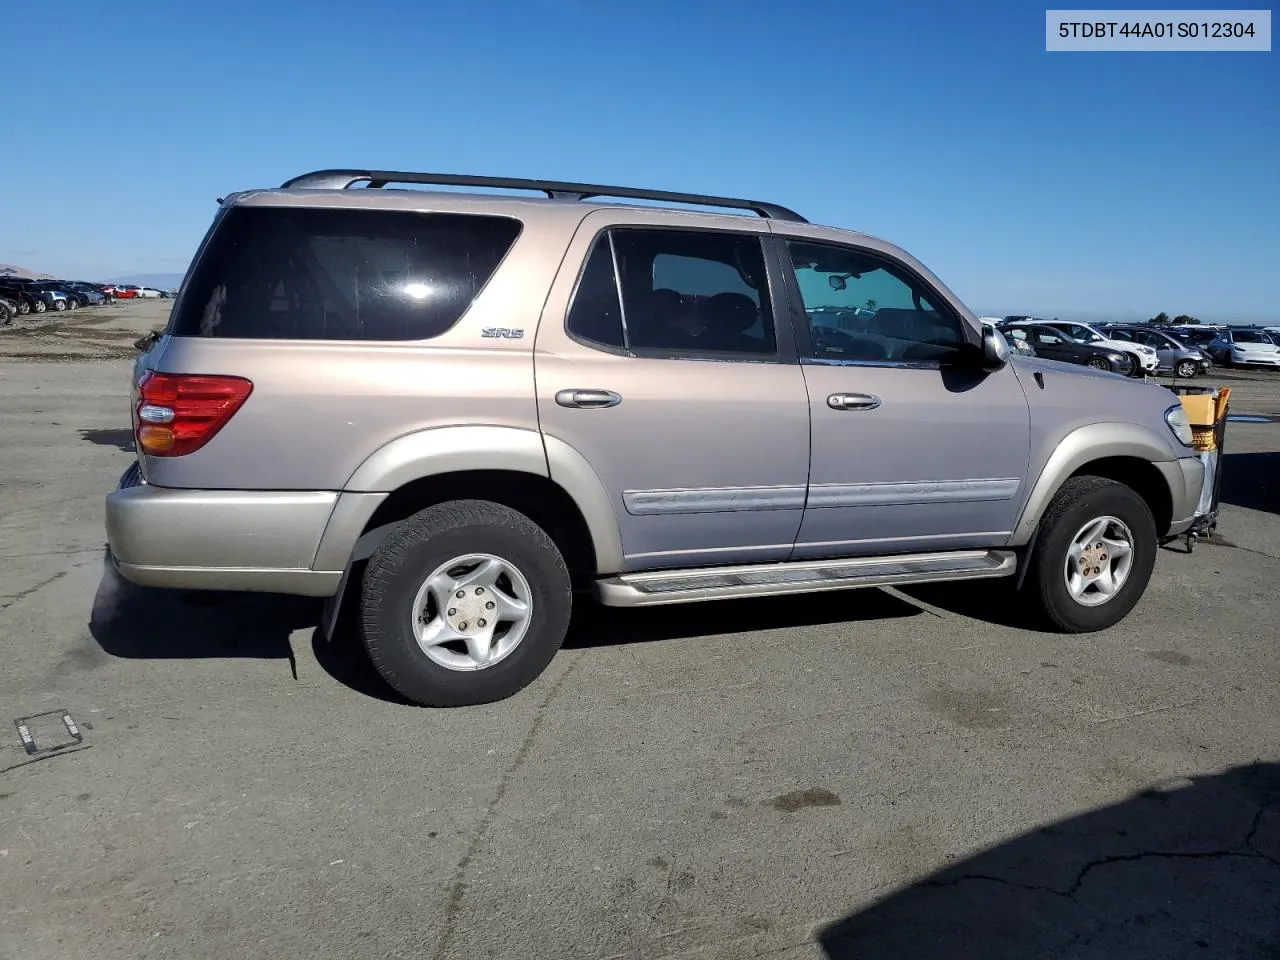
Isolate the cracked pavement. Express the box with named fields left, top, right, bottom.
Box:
left=1, top=303, right=1278, bottom=959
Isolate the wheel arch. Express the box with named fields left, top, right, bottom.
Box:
left=1011, top=423, right=1178, bottom=544
left=316, top=425, right=624, bottom=578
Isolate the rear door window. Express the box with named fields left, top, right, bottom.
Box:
left=169, top=206, right=522, bottom=340
left=565, top=228, right=777, bottom=357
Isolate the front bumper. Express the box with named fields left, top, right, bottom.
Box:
left=105, top=464, right=345, bottom=596
left=1156, top=456, right=1207, bottom=536
left=1232, top=354, right=1280, bottom=368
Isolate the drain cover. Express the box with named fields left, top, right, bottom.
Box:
left=13, top=710, right=82, bottom=756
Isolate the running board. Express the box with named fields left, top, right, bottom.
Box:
left=594, top=550, right=1017, bottom=607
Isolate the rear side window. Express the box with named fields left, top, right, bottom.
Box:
left=169, top=206, right=521, bottom=340
left=565, top=227, right=777, bottom=357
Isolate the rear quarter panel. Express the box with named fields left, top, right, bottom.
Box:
left=142, top=198, right=587, bottom=491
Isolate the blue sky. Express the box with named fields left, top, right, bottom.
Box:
left=2, top=0, right=1275, bottom=322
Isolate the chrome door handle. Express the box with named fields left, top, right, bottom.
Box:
left=556, top=388, right=622, bottom=409
left=827, top=393, right=881, bottom=411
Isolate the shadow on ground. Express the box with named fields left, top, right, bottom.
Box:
left=897, top=579, right=1035, bottom=629
left=89, top=552, right=319, bottom=678
left=820, top=762, right=1280, bottom=959
left=1220, top=451, right=1279, bottom=516
left=78, top=428, right=136, bottom=452
left=562, top=586, right=921, bottom=650
left=89, top=549, right=923, bottom=703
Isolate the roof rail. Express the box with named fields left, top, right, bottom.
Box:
left=279, top=169, right=807, bottom=223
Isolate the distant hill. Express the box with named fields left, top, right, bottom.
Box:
left=107, top=273, right=185, bottom=290
left=0, top=263, right=53, bottom=280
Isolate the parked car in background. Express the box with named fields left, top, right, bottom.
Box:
left=5, top=279, right=75, bottom=311
left=0, top=282, right=40, bottom=313
left=1207, top=329, right=1280, bottom=369
left=1170, top=326, right=1223, bottom=348
left=1102, top=325, right=1211, bottom=379
left=999, top=322, right=1138, bottom=375
left=132, top=286, right=167, bottom=298
left=113, top=285, right=139, bottom=299
left=62, top=281, right=108, bottom=307
left=1032, top=320, right=1159, bottom=375
left=30, top=281, right=79, bottom=310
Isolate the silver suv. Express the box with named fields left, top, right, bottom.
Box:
left=106, top=169, right=1206, bottom=707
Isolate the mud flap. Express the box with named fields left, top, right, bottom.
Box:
left=320, top=564, right=352, bottom=642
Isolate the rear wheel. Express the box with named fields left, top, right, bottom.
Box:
left=53, top=299, right=66, bottom=312
left=359, top=500, right=573, bottom=707
left=1019, top=476, right=1157, bottom=632
left=1175, top=359, right=1199, bottom=379
left=33, top=299, right=46, bottom=313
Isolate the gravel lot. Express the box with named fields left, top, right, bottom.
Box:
left=2, top=301, right=1278, bottom=960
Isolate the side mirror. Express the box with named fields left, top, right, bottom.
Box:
left=981, top=327, right=1011, bottom=370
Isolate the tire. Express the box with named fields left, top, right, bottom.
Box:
left=1019, top=476, right=1157, bottom=633
left=1175, top=359, right=1198, bottom=379
left=359, top=499, right=572, bottom=707
left=1087, top=356, right=1110, bottom=371
left=53, top=299, right=66, bottom=312
left=33, top=299, right=46, bottom=313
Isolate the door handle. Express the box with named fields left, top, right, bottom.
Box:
left=827, top=393, right=881, bottom=411
left=556, top=388, right=622, bottom=409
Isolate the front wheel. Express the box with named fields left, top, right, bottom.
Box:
left=33, top=299, right=46, bottom=313
left=359, top=500, right=573, bottom=707
left=52, top=299, right=66, bottom=311
left=1019, top=476, right=1157, bottom=632
left=1175, top=359, right=1199, bottom=379
left=1086, top=356, right=1111, bottom=371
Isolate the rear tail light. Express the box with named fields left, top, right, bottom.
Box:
left=134, top=372, right=253, bottom=457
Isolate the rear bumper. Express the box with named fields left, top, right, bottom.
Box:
left=104, top=465, right=371, bottom=597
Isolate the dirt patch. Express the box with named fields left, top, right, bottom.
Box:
left=0, top=299, right=171, bottom=361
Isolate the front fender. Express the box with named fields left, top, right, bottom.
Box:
left=1010, top=421, right=1178, bottom=545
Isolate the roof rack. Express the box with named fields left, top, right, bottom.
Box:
left=279, top=169, right=807, bottom=223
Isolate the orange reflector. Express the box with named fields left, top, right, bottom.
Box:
left=138, top=425, right=176, bottom=453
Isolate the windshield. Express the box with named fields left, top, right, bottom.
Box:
left=1235, top=331, right=1274, bottom=344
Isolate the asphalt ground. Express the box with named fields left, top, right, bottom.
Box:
left=2, top=300, right=1277, bottom=959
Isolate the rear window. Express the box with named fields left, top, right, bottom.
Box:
left=168, top=205, right=521, bottom=340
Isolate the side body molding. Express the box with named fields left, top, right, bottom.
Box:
left=1009, top=421, right=1176, bottom=545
